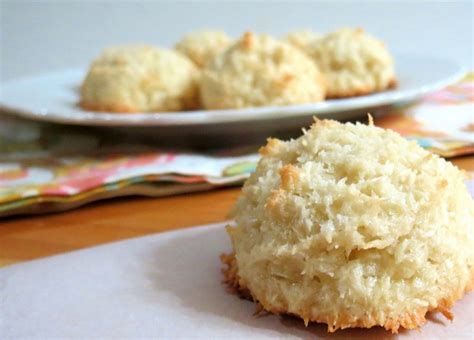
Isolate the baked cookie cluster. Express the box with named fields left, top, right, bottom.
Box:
left=80, top=28, right=396, bottom=113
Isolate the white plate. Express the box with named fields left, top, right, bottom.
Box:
left=2, top=222, right=473, bottom=338
left=0, top=54, right=465, bottom=127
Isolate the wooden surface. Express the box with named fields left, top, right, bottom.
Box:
left=0, top=156, right=473, bottom=268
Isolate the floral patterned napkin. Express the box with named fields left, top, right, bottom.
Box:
left=375, top=73, right=474, bottom=157
left=0, top=74, right=473, bottom=217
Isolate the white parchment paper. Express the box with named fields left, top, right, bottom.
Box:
left=1, top=222, right=473, bottom=339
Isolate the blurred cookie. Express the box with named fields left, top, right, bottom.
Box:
left=175, top=30, right=232, bottom=68
left=308, top=28, right=396, bottom=98
left=80, top=45, right=200, bottom=112
left=200, top=32, right=326, bottom=109
left=224, top=118, right=474, bottom=333
left=284, top=30, right=321, bottom=52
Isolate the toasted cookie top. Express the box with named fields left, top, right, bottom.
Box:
left=284, top=29, right=321, bottom=52
left=175, top=30, right=233, bottom=68
left=200, top=32, right=326, bottom=109
left=81, top=45, right=199, bottom=112
left=308, top=28, right=396, bottom=98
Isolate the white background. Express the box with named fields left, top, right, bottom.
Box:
left=1, top=0, right=473, bottom=81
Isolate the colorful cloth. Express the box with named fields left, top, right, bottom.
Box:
left=0, top=75, right=473, bottom=217
left=375, top=74, right=474, bottom=157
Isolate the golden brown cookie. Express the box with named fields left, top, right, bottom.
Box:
left=308, top=28, right=396, bottom=98
left=80, top=45, right=200, bottom=112
left=175, top=30, right=233, bottom=68
left=200, top=32, right=326, bottom=109
left=284, top=30, right=321, bottom=52
left=224, top=118, right=474, bottom=333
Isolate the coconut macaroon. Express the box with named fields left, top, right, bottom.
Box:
left=200, top=32, right=326, bottom=109
left=80, top=45, right=200, bottom=112
left=223, top=118, right=474, bottom=333
left=175, top=30, right=233, bottom=68
left=284, top=30, right=321, bottom=52
left=308, top=28, right=396, bottom=98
